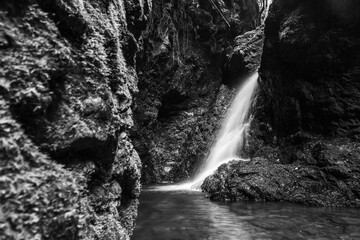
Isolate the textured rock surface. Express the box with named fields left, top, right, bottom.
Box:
left=0, top=0, right=150, bottom=239
left=224, top=26, right=264, bottom=84
left=131, top=0, right=262, bottom=183
left=203, top=140, right=360, bottom=207
left=203, top=0, right=360, bottom=207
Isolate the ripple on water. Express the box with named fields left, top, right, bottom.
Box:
left=132, top=187, right=360, bottom=240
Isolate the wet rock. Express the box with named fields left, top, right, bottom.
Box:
left=0, top=0, right=151, bottom=239
left=0, top=98, right=80, bottom=240
left=224, top=26, right=264, bottom=85
left=203, top=140, right=360, bottom=207
left=260, top=0, right=360, bottom=137
left=132, top=0, right=263, bottom=183
left=203, top=0, right=360, bottom=207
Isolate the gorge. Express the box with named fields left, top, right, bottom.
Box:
left=152, top=71, right=259, bottom=191
left=1, top=0, right=360, bottom=239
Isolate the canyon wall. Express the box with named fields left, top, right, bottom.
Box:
left=4, top=1, right=359, bottom=239
left=0, top=0, right=151, bottom=239
left=131, top=0, right=262, bottom=183
left=203, top=0, right=360, bottom=207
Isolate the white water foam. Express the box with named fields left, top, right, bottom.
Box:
left=151, top=72, right=259, bottom=191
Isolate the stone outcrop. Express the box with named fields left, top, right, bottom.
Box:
left=224, top=26, right=264, bottom=84
left=202, top=140, right=360, bottom=206
left=4, top=1, right=360, bottom=238
left=0, top=0, right=151, bottom=239
left=202, top=0, right=360, bottom=207
left=131, top=0, right=262, bottom=183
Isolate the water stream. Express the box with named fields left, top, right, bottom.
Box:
left=157, top=72, right=259, bottom=191
left=133, top=72, right=360, bottom=239
left=132, top=189, right=360, bottom=240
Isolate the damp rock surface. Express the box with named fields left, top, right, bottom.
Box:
left=131, top=0, right=263, bottom=183
left=203, top=139, right=360, bottom=207
left=224, top=26, right=264, bottom=85
left=0, top=0, right=151, bottom=239
left=202, top=0, right=360, bottom=207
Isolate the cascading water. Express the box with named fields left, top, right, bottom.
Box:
left=152, top=72, right=259, bottom=191
left=190, top=71, right=259, bottom=189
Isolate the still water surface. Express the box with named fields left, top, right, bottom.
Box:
left=132, top=187, right=360, bottom=240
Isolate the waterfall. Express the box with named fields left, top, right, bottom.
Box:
left=152, top=72, right=259, bottom=191
left=190, top=71, right=259, bottom=189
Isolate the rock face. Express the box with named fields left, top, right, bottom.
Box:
left=203, top=0, right=360, bottom=207
left=224, top=26, right=264, bottom=84
left=203, top=141, right=360, bottom=206
left=131, top=0, right=262, bottom=183
left=0, top=0, right=151, bottom=239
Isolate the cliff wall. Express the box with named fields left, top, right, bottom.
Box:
left=131, top=0, right=262, bottom=183
left=203, top=0, right=360, bottom=207
left=0, top=0, right=151, bottom=239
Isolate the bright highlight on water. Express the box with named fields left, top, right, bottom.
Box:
left=153, top=72, right=259, bottom=191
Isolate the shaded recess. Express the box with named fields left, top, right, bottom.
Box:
left=131, top=0, right=262, bottom=183
left=203, top=0, right=360, bottom=207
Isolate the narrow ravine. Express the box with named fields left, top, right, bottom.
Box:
left=152, top=72, right=259, bottom=191
left=2, top=0, right=360, bottom=239
left=133, top=0, right=360, bottom=238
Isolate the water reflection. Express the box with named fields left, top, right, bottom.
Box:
left=132, top=187, right=360, bottom=240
